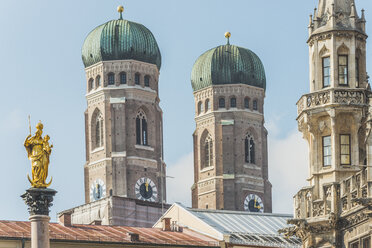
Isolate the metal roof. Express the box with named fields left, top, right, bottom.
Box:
left=184, top=206, right=301, bottom=248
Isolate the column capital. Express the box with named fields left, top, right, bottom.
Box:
left=21, top=188, right=57, bottom=216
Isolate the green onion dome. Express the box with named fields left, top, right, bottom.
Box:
left=82, top=16, right=161, bottom=69
left=191, top=42, right=266, bottom=92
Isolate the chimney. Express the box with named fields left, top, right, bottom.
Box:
left=128, top=232, right=140, bottom=242
left=162, top=217, right=171, bottom=231
left=58, top=212, right=72, bottom=227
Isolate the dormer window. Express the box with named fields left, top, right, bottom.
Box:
left=322, top=57, right=330, bottom=88
left=338, top=55, right=348, bottom=86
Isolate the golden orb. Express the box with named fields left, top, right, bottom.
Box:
left=117, top=5, right=124, bottom=13
left=225, top=32, right=231, bottom=38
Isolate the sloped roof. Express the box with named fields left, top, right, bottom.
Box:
left=186, top=208, right=301, bottom=247
left=154, top=203, right=301, bottom=248
left=0, top=220, right=218, bottom=247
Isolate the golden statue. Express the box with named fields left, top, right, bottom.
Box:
left=24, top=121, right=53, bottom=188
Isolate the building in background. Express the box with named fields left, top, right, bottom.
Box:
left=282, top=0, right=372, bottom=247
left=59, top=7, right=168, bottom=227
left=190, top=34, right=272, bottom=212
left=154, top=203, right=301, bottom=247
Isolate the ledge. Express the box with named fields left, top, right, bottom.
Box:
left=135, top=145, right=154, bottom=151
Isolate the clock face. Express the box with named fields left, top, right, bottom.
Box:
left=244, top=194, right=264, bottom=213
left=90, top=179, right=106, bottom=202
left=135, top=177, right=158, bottom=202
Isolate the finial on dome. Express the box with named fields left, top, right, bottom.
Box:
left=117, top=5, right=124, bottom=20
left=225, top=32, right=231, bottom=45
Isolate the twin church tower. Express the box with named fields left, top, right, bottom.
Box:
left=65, top=6, right=272, bottom=226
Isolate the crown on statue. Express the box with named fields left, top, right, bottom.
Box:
left=36, top=121, right=43, bottom=131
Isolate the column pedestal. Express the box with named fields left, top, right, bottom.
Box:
left=21, top=188, right=57, bottom=248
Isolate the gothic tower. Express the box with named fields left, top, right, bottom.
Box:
left=284, top=0, right=372, bottom=247
left=81, top=7, right=166, bottom=208
left=191, top=33, right=272, bottom=212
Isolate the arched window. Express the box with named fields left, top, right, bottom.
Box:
left=136, top=110, right=148, bottom=146
left=88, top=78, right=94, bottom=91
left=245, top=135, right=255, bottom=164
left=95, top=75, right=101, bottom=88
left=198, top=101, right=203, bottom=115
left=144, top=75, right=150, bottom=87
left=230, top=97, right=237, bottom=108
left=202, top=135, right=213, bottom=169
left=205, top=99, right=210, bottom=112
left=244, top=98, right=250, bottom=109
left=108, top=73, right=115, bottom=85
left=95, top=113, right=104, bottom=148
left=120, top=72, right=127, bottom=84
left=253, top=100, right=258, bottom=111
left=135, top=73, right=140, bottom=85
left=219, top=97, right=225, bottom=109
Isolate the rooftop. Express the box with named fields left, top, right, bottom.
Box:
left=0, top=220, right=218, bottom=247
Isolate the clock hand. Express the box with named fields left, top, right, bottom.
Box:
left=145, top=182, right=149, bottom=192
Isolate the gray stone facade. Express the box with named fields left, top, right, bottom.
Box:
left=191, top=84, right=272, bottom=212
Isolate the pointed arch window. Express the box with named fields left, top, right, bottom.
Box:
left=245, top=135, right=255, bottom=164
left=95, top=113, right=104, bottom=148
left=95, top=75, right=101, bottom=88
left=136, top=110, right=148, bottom=146
left=108, top=73, right=115, bottom=85
left=88, top=78, right=94, bottom=91
left=120, top=72, right=127, bottom=84
left=205, top=99, right=210, bottom=112
left=202, top=135, right=213, bottom=169
left=356, top=57, right=360, bottom=87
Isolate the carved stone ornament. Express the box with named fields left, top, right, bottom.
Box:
left=21, top=188, right=57, bottom=216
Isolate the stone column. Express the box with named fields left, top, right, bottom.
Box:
left=21, top=188, right=57, bottom=248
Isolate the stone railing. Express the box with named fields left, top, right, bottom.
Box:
left=297, top=88, right=367, bottom=115
left=294, top=168, right=369, bottom=219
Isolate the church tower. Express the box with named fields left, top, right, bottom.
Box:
left=60, top=7, right=167, bottom=227
left=284, top=0, right=372, bottom=247
left=191, top=33, right=272, bottom=212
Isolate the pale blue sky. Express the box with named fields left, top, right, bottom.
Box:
left=0, top=0, right=371, bottom=221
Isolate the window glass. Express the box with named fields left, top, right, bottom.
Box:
left=363, top=237, right=370, bottom=248
left=135, top=73, right=140, bottom=85
left=219, top=98, right=225, bottom=108
left=340, top=134, right=351, bottom=165
left=323, top=136, right=332, bottom=166
left=244, top=98, right=249, bottom=109
left=136, top=110, right=148, bottom=146
left=95, top=114, right=104, bottom=148
left=351, top=242, right=359, bottom=248
left=205, top=99, right=210, bottom=112
left=198, top=102, right=203, bottom=115
left=88, top=78, right=94, bottom=91
left=108, top=73, right=115, bottom=85
left=144, top=75, right=150, bottom=87
left=120, top=73, right=126, bottom=84
left=356, top=58, right=360, bottom=86
left=245, top=135, right=255, bottom=164
left=96, top=76, right=101, bottom=87
left=230, top=97, right=237, bottom=108
left=203, top=136, right=213, bottom=169
left=253, top=100, right=258, bottom=111
left=339, top=55, right=348, bottom=85
left=323, top=57, right=331, bottom=87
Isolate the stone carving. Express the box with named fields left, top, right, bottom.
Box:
left=306, top=92, right=330, bottom=107
left=21, top=188, right=57, bottom=216
left=334, top=90, right=364, bottom=105
left=313, top=201, right=325, bottom=217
